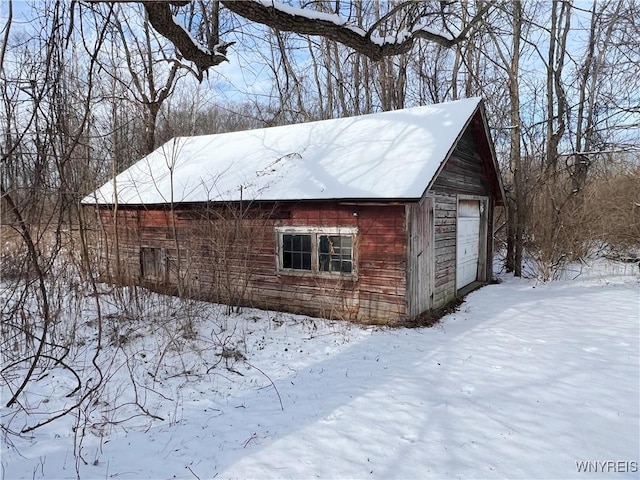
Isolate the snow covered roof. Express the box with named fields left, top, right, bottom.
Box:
left=83, top=97, right=485, bottom=205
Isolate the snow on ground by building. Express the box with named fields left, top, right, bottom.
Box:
left=1, top=261, right=639, bottom=479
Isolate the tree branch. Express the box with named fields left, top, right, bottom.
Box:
left=221, top=0, right=457, bottom=60
left=142, top=2, right=231, bottom=77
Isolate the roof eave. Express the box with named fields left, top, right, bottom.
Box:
left=84, top=196, right=423, bottom=209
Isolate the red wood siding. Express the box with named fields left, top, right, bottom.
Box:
left=96, top=202, right=408, bottom=324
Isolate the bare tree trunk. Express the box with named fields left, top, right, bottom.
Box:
left=145, top=103, right=160, bottom=155
left=572, top=0, right=622, bottom=195
left=331, top=41, right=349, bottom=116
left=485, top=2, right=524, bottom=275
left=510, top=2, right=524, bottom=277
left=114, top=5, right=184, bottom=155
left=545, top=0, right=570, bottom=171
left=307, top=38, right=326, bottom=118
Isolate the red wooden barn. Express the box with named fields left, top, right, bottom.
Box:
left=83, top=97, right=505, bottom=324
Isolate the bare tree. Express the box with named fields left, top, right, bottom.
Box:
left=1, top=0, right=112, bottom=414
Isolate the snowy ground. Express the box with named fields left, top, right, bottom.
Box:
left=2, top=261, right=639, bottom=479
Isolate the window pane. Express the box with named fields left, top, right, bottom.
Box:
left=293, top=252, right=302, bottom=269
left=283, top=250, right=293, bottom=269
left=318, top=235, right=353, bottom=273
left=283, top=235, right=292, bottom=251
left=319, top=235, right=330, bottom=254
left=282, top=234, right=312, bottom=270
left=331, top=259, right=341, bottom=271
left=293, top=235, right=302, bottom=251
left=302, top=252, right=311, bottom=270
left=302, top=235, right=311, bottom=252
left=319, top=253, right=330, bottom=271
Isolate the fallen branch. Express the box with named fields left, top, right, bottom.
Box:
left=244, top=360, right=283, bottom=411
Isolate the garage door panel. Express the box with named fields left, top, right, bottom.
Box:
left=456, top=200, right=480, bottom=290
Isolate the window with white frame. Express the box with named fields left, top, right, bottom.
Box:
left=277, top=227, right=357, bottom=275
left=281, top=233, right=312, bottom=270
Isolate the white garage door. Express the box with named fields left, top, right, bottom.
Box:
left=456, top=200, right=480, bottom=290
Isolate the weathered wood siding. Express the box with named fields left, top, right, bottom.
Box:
left=406, top=196, right=434, bottom=317
left=431, top=193, right=458, bottom=309
left=96, top=202, right=408, bottom=324
left=428, top=124, right=496, bottom=307
left=431, top=127, right=493, bottom=198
